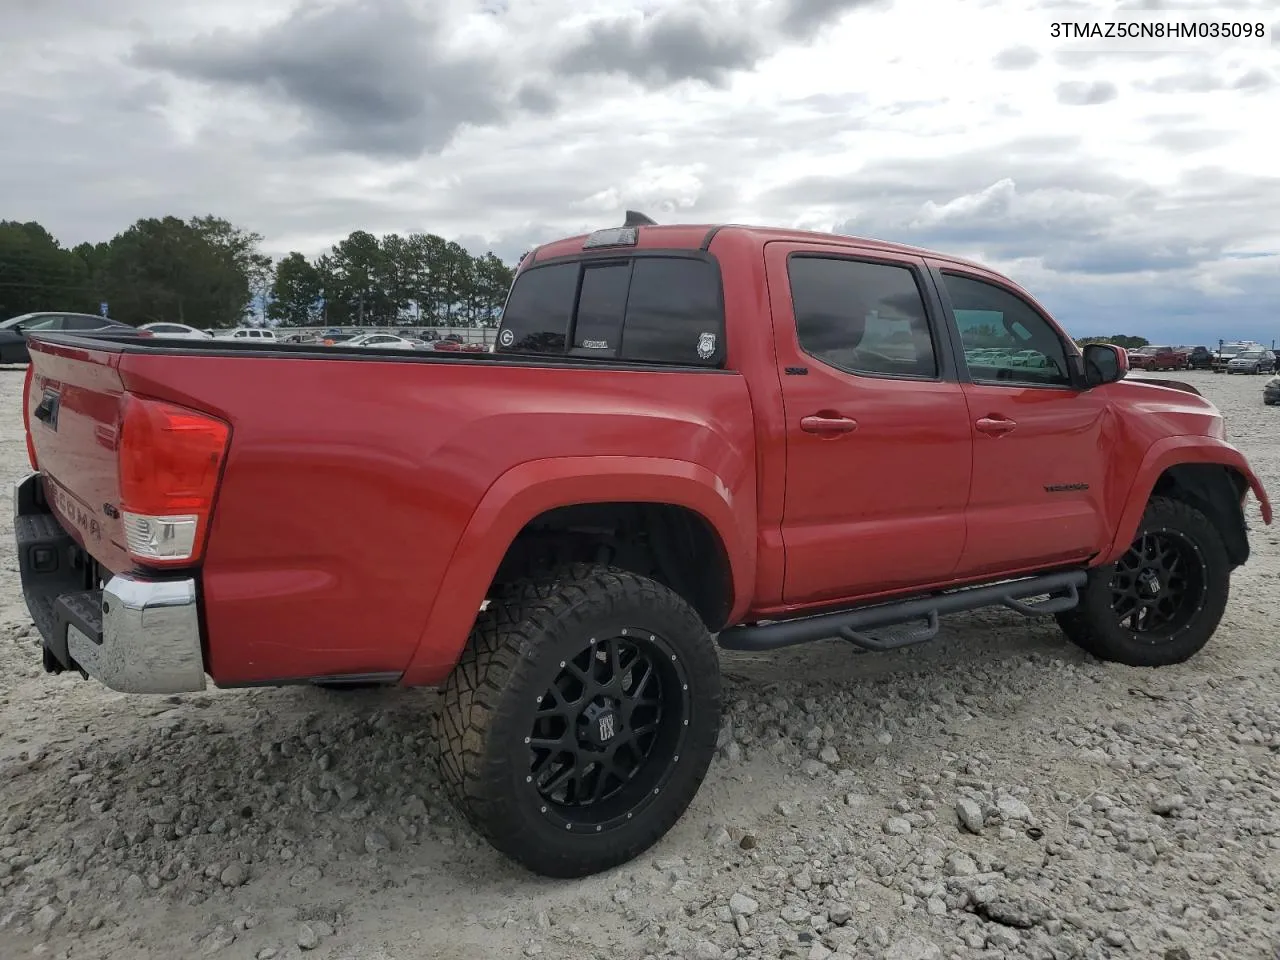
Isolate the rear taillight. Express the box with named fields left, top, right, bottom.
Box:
left=118, top=395, right=230, bottom=566
left=22, top=363, right=37, bottom=470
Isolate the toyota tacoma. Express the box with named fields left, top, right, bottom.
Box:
left=14, top=216, right=1271, bottom=878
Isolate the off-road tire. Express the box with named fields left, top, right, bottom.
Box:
left=433, top=563, right=721, bottom=878
left=1055, top=497, right=1230, bottom=667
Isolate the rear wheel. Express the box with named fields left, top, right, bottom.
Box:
left=434, top=564, right=721, bottom=878
left=1056, top=497, right=1230, bottom=667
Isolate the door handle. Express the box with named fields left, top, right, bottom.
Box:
left=800, top=414, right=858, bottom=435
left=975, top=415, right=1016, bottom=436
left=33, top=392, right=59, bottom=425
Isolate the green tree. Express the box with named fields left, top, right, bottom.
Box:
left=325, top=230, right=402, bottom=325
left=267, top=252, right=322, bottom=326
left=473, top=252, right=514, bottom=326
left=189, top=215, right=270, bottom=323
left=0, top=221, right=96, bottom=318
left=98, top=216, right=249, bottom=327
left=2, top=216, right=519, bottom=330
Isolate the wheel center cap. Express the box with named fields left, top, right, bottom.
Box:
left=579, top=701, right=621, bottom=749
left=1137, top=569, right=1162, bottom=597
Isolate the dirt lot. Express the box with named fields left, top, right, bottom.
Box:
left=0, top=367, right=1277, bottom=960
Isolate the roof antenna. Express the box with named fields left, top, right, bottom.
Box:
left=623, top=210, right=657, bottom=227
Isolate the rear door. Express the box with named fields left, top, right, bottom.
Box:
left=928, top=263, right=1109, bottom=577
left=765, top=242, right=973, bottom=605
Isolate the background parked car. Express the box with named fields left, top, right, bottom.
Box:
left=139, top=322, right=212, bottom=339
left=1212, top=340, right=1260, bottom=372
left=1184, top=345, right=1214, bottom=370
left=1264, top=375, right=1280, bottom=405
left=214, top=327, right=277, bottom=341
left=1127, top=345, right=1187, bottom=371
left=343, top=333, right=418, bottom=350
left=0, top=312, right=142, bottom=363
left=1226, top=348, right=1277, bottom=375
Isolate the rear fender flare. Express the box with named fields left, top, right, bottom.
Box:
left=1100, top=436, right=1272, bottom=565
left=400, top=456, right=754, bottom=686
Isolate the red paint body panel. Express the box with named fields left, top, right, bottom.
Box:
left=121, top=352, right=751, bottom=683
left=22, top=223, right=1271, bottom=689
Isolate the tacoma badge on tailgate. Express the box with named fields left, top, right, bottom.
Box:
left=51, top=483, right=102, bottom=543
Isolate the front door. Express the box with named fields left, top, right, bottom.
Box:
left=929, top=263, right=1110, bottom=577
left=766, top=243, right=973, bottom=606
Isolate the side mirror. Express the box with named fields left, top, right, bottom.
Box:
left=1082, top=343, right=1128, bottom=387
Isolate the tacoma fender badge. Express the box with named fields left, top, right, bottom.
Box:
left=1044, top=482, right=1090, bottom=492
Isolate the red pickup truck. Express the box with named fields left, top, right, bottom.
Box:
left=16, top=219, right=1271, bottom=879
left=1127, top=344, right=1188, bottom=371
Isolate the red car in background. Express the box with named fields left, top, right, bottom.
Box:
left=1127, top=345, right=1188, bottom=371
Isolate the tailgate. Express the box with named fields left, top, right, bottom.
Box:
left=26, top=338, right=131, bottom=573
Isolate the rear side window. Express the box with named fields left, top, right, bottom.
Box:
left=789, top=256, right=939, bottom=379
left=621, top=258, right=723, bottom=365
left=495, top=255, right=724, bottom=366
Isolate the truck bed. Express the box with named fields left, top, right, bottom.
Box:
left=23, top=331, right=756, bottom=686
left=28, top=330, right=728, bottom=372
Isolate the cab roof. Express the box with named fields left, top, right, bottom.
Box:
left=526, top=221, right=993, bottom=274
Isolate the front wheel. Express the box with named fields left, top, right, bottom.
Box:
left=1055, top=497, right=1230, bottom=667
left=433, top=564, right=721, bottom=878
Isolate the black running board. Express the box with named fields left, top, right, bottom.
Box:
left=717, top=570, right=1087, bottom=652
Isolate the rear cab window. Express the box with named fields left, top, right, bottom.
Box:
left=494, top=253, right=725, bottom=367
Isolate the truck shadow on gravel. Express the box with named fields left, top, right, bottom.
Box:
left=5, top=609, right=1086, bottom=882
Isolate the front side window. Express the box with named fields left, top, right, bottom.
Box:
left=788, top=256, right=939, bottom=378
left=942, top=273, right=1072, bottom=387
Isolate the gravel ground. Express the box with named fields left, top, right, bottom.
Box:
left=1, top=367, right=1277, bottom=960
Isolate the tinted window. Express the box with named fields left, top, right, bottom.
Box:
left=20, top=315, right=63, bottom=331
left=495, top=262, right=575, bottom=354
left=62, top=315, right=108, bottom=330
left=788, top=256, right=938, bottom=378
left=572, top=262, right=630, bottom=355
left=943, top=273, right=1072, bottom=387
left=620, top=258, right=723, bottom=365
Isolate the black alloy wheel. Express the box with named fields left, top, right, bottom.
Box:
left=434, top=564, right=721, bottom=878
left=1055, top=497, right=1231, bottom=667
left=1108, top=530, right=1207, bottom=639
left=526, top=630, right=689, bottom=831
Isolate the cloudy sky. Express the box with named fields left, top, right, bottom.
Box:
left=3, top=0, right=1278, bottom=342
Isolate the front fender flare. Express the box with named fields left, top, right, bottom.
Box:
left=1100, top=436, right=1272, bottom=565
left=400, top=456, right=755, bottom=686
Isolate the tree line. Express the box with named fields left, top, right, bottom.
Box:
left=0, top=216, right=518, bottom=329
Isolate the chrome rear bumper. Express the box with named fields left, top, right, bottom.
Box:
left=13, top=472, right=206, bottom=694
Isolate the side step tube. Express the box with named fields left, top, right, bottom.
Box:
left=717, top=570, right=1087, bottom=653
